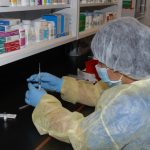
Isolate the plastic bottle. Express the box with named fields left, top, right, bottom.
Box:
left=22, top=20, right=31, bottom=45
left=46, top=0, right=51, bottom=5
left=19, top=24, right=26, bottom=48
left=34, top=0, right=38, bottom=5
left=48, top=21, right=55, bottom=40
left=21, top=0, right=30, bottom=6
left=41, top=21, right=49, bottom=40
left=34, top=21, right=41, bottom=42
left=10, top=0, right=17, bottom=6
left=30, top=0, right=35, bottom=6
left=17, top=0, right=21, bottom=6
left=30, top=23, right=36, bottom=43
left=42, top=0, right=46, bottom=5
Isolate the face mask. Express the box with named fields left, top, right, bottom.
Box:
left=95, top=65, right=122, bottom=87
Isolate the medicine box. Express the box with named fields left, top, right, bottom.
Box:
left=0, top=26, right=20, bottom=43
left=42, top=14, right=69, bottom=38
left=0, top=0, right=10, bottom=6
left=0, top=30, right=19, bottom=38
left=0, top=47, right=5, bottom=54
left=4, top=40, right=20, bottom=52
left=59, top=14, right=69, bottom=36
left=0, top=35, right=20, bottom=44
left=79, top=13, right=86, bottom=32
left=0, top=19, right=21, bottom=26
left=42, top=15, right=61, bottom=38
left=54, top=14, right=69, bottom=37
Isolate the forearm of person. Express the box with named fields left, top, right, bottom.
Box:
left=60, top=76, right=108, bottom=106
left=32, top=94, right=84, bottom=143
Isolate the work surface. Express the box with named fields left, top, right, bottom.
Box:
left=0, top=100, right=94, bottom=150
left=0, top=46, right=94, bottom=150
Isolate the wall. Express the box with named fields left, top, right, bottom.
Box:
left=140, top=0, right=150, bottom=26
left=0, top=45, right=73, bottom=113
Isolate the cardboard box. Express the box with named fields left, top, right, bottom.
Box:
left=0, top=19, right=21, bottom=26
left=0, top=0, right=10, bottom=6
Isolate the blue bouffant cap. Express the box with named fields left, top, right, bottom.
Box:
left=91, top=17, right=150, bottom=80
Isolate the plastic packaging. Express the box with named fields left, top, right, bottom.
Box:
left=41, top=21, right=49, bottom=40
left=34, top=21, right=41, bottom=42
left=34, top=0, right=39, bottom=5
left=19, top=24, right=26, bottom=48
left=10, top=0, right=17, bottom=6
left=42, top=0, right=46, bottom=5
left=48, top=21, right=55, bottom=40
left=22, top=20, right=31, bottom=45
left=0, top=0, right=10, bottom=6
left=46, top=0, right=51, bottom=5
left=30, top=0, right=35, bottom=6
left=21, top=0, right=30, bottom=6
left=17, top=0, right=21, bottom=6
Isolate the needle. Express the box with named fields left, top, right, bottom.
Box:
left=38, top=63, right=41, bottom=90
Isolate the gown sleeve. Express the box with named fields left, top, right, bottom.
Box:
left=33, top=79, right=150, bottom=150
left=61, top=76, right=108, bottom=106
left=32, top=77, right=109, bottom=150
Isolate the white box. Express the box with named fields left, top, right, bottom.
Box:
left=0, top=0, right=10, bottom=6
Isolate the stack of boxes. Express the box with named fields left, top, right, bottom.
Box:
left=0, top=0, right=69, bottom=7
left=80, top=0, right=117, bottom=4
left=79, top=14, right=86, bottom=32
left=122, top=0, right=132, bottom=9
left=79, top=11, right=117, bottom=32
left=42, top=14, right=69, bottom=38
left=0, top=19, right=21, bottom=54
left=0, top=14, right=70, bottom=55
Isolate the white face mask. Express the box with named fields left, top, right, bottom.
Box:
left=95, top=65, right=123, bottom=87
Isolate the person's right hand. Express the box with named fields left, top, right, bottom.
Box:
left=25, top=83, right=47, bottom=107
left=27, top=72, right=63, bottom=93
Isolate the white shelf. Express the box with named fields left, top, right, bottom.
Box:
left=78, top=0, right=122, bottom=39
left=0, top=0, right=122, bottom=66
left=0, top=35, right=76, bottom=66
left=0, top=4, right=70, bottom=13
left=78, top=27, right=99, bottom=39
left=136, top=15, right=145, bottom=20
left=80, top=2, right=118, bottom=7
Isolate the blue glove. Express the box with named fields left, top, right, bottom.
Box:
left=25, top=83, right=47, bottom=107
left=27, top=72, right=63, bottom=93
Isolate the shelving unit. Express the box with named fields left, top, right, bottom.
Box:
left=0, top=35, right=76, bottom=66
left=0, top=2, right=75, bottom=66
left=0, top=4, right=70, bottom=12
left=122, top=0, right=146, bottom=19
left=0, top=1, right=123, bottom=148
left=78, top=27, right=99, bottom=39
left=0, top=0, right=122, bottom=66
left=77, top=0, right=122, bottom=39
left=134, top=0, right=146, bottom=19
left=80, top=2, right=118, bottom=7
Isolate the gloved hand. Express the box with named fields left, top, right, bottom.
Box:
left=25, top=83, right=47, bottom=107
left=27, top=72, right=63, bottom=93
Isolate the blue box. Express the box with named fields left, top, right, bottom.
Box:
left=61, top=14, right=69, bottom=36
left=42, top=15, right=61, bottom=38
left=0, top=26, right=8, bottom=31
left=53, top=14, right=69, bottom=37
left=0, top=19, right=20, bottom=26
left=61, top=15, right=66, bottom=36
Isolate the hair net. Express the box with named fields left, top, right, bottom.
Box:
left=91, top=17, right=150, bottom=80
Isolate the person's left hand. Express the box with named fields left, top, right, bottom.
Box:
left=25, top=83, right=47, bottom=107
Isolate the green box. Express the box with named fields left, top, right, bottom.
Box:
left=79, top=14, right=86, bottom=32
left=123, top=0, right=131, bottom=9
left=0, top=37, right=6, bottom=44
left=0, top=47, right=5, bottom=54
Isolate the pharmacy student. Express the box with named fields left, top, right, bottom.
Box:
left=25, top=17, right=150, bottom=150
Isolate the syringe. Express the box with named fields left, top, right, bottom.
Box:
left=38, top=63, right=41, bottom=90
left=0, top=113, right=17, bottom=122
